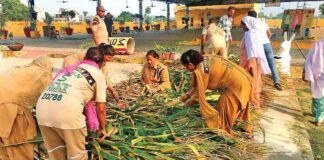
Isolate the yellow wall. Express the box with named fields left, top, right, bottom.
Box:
left=266, top=19, right=282, bottom=28
left=2, top=19, right=322, bottom=37
left=174, top=4, right=258, bottom=29
left=2, top=21, right=89, bottom=37
left=3, top=21, right=176, bottom=37
left=265, top=19, right=324, bottom=29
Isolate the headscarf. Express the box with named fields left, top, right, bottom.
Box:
left=305, top=40, right=324, bottom=82
left=241, top=16, right=271, bottom=75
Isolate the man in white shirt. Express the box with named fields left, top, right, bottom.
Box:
left=248, top=11, right=282, bottom=90
left=218, top=6, right=235, bottom=51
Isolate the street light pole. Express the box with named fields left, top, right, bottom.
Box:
left=139, top=0, right=143, bottom=31
left=166, top=2, right=170, bottom=30
left=28, top=0, right=36, bottom=31
left=97, top=0, right=101, bottom=6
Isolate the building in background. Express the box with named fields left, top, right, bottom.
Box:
left=174, top=3, right=259, bottom=29
left=35, top=7, right=46, bottom=22
left=53, top=8, right=81, bottom=22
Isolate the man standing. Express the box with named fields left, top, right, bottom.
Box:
left=36, top=47, right=107, bottom=160
left=218, top=6, right=235, bottom=51
left=92, top=6, right=108, bottom=46
left=104, top=12, right=114, bottom=37
left=201, top=18, right=227, bottom=58
left=248, top=11, right=282, bottom=90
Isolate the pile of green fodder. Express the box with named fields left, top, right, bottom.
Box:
left=86, top=65, right=267, bottom=160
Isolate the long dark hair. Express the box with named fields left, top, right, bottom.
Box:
left=98, top=43, right=116, bottom=56
left=84, top=47, right=104, bottom=64
left=146, top=50, right=159, bottom=59
left=180, top=49, right=204, bottom=66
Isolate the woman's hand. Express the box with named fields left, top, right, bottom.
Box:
left=117, top=101, right=129, bottom=111
left=98, top=130, right=109, bottom=143
left=112, top=90, right=119, bottom=102
left=149, top=77, right=159, bottom=83
left=148, top=87, right=159, bottom=94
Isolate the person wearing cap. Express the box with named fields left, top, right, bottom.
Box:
left=92, top=6, right=109, bottom=46
left=201, top=17, right=227, bottom=58
left=104, top=12, right=114, bottom=37
left=62, top=44, right=122, bottom=106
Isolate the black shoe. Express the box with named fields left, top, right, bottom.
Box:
left=274, top=83, right=283, bottom=91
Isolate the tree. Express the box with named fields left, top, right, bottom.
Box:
left=44, top=12, right=53, bottom=26
left=0, top=15, right=7, bottom=29
left=116, top=11, right=134, bottom=25
left=61, top=10, right=76, bottom=28
left=258, top=12, right=267, bottom=19
left=0, top=0, right=28, bottom=21
left=274, top=12, right=283, bottom=19
left=144, top=7, right=151, bottom=25
left=320, top=3, right=324, bottom=16
left=118, top=11, right=135, bottom=21
left=145, top=7, right=151, bottom=17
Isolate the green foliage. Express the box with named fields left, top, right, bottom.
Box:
left=154, top=16, right=166, bottom=22
left=68, top=10, right=76, bottom=19
left=44, top=12, right=53, bottom=26
left=274, top=12, right=283, bottom=19
left=80, top=41, right=95, bottom=50
left=145, top=7, right=151, bottom=16
left=0, top=0, right=28, bottom=21
left=8, top=32, right=12, bottom=38
left=116, top=11, right=134, bottom=25
left=0, top=14, right=6, bottom=29
left=320, top=3, right=324, bottom=16
left=258, top=12, right=265, bottom=18
left=61, top=10, right=76, bottom=28
left=154, top=42, right=182, bottom=53
left=144, top=17, right=151, bottom=25
left=144, top=7, right=152, bottom=25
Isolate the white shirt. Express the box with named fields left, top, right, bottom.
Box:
left=255, top=20, right=270, bottom=44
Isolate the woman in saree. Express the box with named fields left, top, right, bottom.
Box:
left=180, top=49, right=253, bottom=137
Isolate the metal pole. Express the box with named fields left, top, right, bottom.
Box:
left=28, top=0, right=36, bottom=31
left=166, top=2, right=170, bottom=30
left=139, top=0, right=143, bottom=31
left=185, top=5, right=189, bottom=29
left=97, top=0, right=101, bottom=6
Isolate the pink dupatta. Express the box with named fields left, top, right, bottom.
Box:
left=53, top=60, right=100, bottom=131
